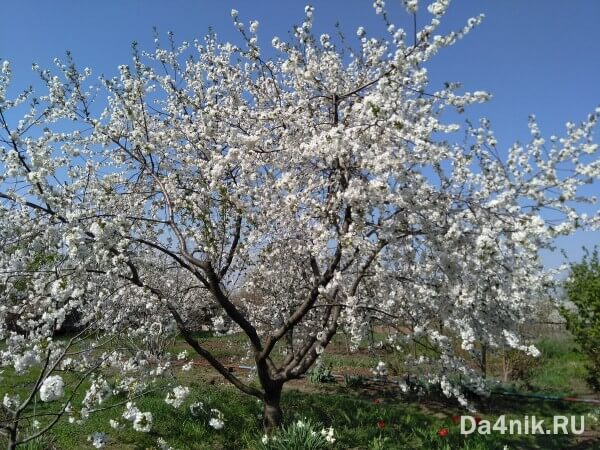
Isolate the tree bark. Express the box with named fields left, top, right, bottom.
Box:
left=7, top=425, right=17, bottom=450
left=262, top=383, right=283, bottom=434
left=480, top=343, right=488, bottom=379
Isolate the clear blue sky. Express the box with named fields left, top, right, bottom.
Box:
left=1, top=0, right=599, bottom=267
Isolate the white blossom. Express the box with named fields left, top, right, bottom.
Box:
left=133, top=411, right=153, bottom=432
left=2, top=394, right=20, bottom=410
left=122, top=402, right=140, bottom=422
left=165, top=385, right=190, bottom=408
left=209, top=417, right=224, bottom=430
left=39, top=375, right=65, bottom=402
left=88, top=432, right=108, bottom=448
left=371, top=361, right=388, bottom=378
left=321, top=426, right=336, bottom=443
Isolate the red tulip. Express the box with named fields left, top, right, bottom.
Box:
left=372, top=398, right=382, bottom=404
left=437, top=427, right=449, bottom=437
left=451, top=415, right=460, bottom=424
left=377, top=420, right=385, bottom=429
left=474, top=416, right=482, bottom=425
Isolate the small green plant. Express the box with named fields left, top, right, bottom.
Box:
left=306, top=363, right=335, bottom=384
left=16, top=431, right=55, bottom=450
left=343, top=374, right=368, bottom=388
left=502, top=348, right=541, bottom=383
left=368, top=435, right=391, bottom=450
left=254, top=418, right=333, bottom=450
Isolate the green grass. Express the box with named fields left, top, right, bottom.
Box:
left=1, top=332, right=599, bottom=449
left=49, top=383, right=264, bottom=449
left=527, top=337, right=590, bottom=395
left=2, top=378, right=598, bottom=449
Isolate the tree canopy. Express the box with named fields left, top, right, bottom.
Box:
left=1, top=1, right=599, bottom=446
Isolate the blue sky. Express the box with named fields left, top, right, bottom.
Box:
left=1, top=0, right=599, bottom=267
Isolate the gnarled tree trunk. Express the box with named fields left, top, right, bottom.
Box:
left=262, top=383, right=283, bottom=434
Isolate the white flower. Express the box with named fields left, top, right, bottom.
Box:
left=165, top=385, right=190, bottom=408
left=83, top=377, right=111, bottom=407
left=250, top=20, right=259, bottom=34
left=39, top=375, right=65, bottom=402
left=403, top=0, right=418, bottom=14
left=373, top=0, right=386, bottom=14
left=189, top=401, right=204, bottom=416
left=181, top=361, right=193, bottom=372
left=157, top=437, right=174, bottom=450
left=177, top=351, right=188, bottom=360
left=122, top=402, right=140, bottom=421
left=14, top=350, right=40, bottom=374
left=88, top=432, right=108, bottom=448
left=261, top=434, right=269, bottom=444
left=211, top=315, right=225, bottom=332
left=321, top=426, right=336, bottom=444
left=133, top=411, right=153, bottom=432
left=3, top=394, right=20, bottom=409
left=427, top=0, right=448, bottom=16
left=208, top=408, right=225, bottom=430
left=371, top=361, right=388, bottom=377
left=109, top=419, right=124, bottom=430
left=208, top=417, right=224, bottom=430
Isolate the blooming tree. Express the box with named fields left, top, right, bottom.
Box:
left=1, top=0, right=600, bottom=444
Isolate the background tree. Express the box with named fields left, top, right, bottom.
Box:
left=562, top=248, right=600, bottom=392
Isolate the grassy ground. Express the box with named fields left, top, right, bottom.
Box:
left=1, top=332, right=599, bottom=449
left=527, top=337, right=591, bottom=395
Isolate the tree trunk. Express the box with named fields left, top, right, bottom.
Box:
left=262, top=384, right=283, bottom=434
left=480, top=343, right=488, bottom=379
left=7, top=425, right=17, bottom=450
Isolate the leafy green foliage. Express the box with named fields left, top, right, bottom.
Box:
left=306, top=362, right=336, bottom=384
left=342, top=374, right=368, bottom=388
left=503, top=348, right=542, bottom=383
left=561, top=249, right=600, bottom=391
left=253, top=418, right=330, bottom=450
